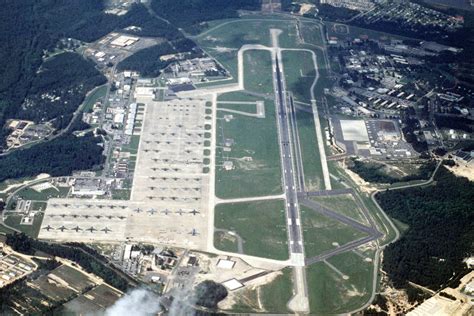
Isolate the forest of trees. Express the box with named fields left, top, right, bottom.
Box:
left=17, top=52, right=106, bottom=125
left=376, top=167, right=474, bottom=290
left=0, top=0, right=181, bottom=147
left=194, top=280, right=228, bottom=309
left=151, top=0, right=261, bottom=33
left=435, top=115, right=473, bottom=133
left=0, top=132, right=104, bottom=182
left=316, top=4, right=359, bottom=21
left=6, top=233, right=131, bottom=291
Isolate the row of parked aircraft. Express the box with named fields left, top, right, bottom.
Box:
left=50, top=203, right=128, bottom=210
left=43, top=225, right=199, bottom=236
left=132, top=208, right=200, bottom=215
left=48, top=214, right=126, bottom=220
left=43, top=225, right=112, bottom=233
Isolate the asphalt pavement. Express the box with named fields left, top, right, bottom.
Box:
left=273, top=56, right=304, bottom=254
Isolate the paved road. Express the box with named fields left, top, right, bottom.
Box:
left=299, top=188, right=353, bottom=197
left=273, top=55, right=303, bottom=254
left=300, top=198, right=381, bottom=237
left=305, top=235, right=378, bottom=265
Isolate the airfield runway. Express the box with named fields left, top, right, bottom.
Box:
left=273, top=55, right=304, bottom=255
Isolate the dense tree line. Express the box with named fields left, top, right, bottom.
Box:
left=401, top=108, right=429, bottom=153
left=316, top=4, right=359, bottom=21
left=0, top=132, right=104, bottom=182
left=376, top=167, right=474, bottom=290
left=6, top=233, right=130, bottom=291
left=151, top=0, right=261, bottom=33
left=17, top=52, right=106, bottom=124
left=117, top=39, right=201, bottom=77
left=349, top=159, right=436, bottom=184
left=194, top=280, right=228, bottom=309
left=435, top=114, right=473, bottom=133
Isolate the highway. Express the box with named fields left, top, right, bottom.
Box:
left=273, top=55, right=304, bottom=254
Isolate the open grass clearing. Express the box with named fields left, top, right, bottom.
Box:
left=195, top=17, right=301, bottom=83
left=227, top=267, right=293, bottom=313
left=243, top=49, right=274, bottom=95
left=294, top=110, right=324, bottom=191
left=4, top=212, right=44, bottom=238
left=82, top=85, right=108, bottom=113
left=300, top=206, right=369, bottom=258
left=214, top=230, right=239, bottom=253
left=111, top=189, right=131, bottom=200
left=31, top=274, right=76, bottom=302
left=325, top=21, right=417, bottom=42
left=214, top=199, right=288, bottom=260
left=281, top=49, right=328, bottom=191
left=259, top=267, right=294, bottom=313
left=306, top=250, right=374, bottom=314
left=282, top=50, right=316, bottom=103
left=121, top=135, right=140, bottom=155
left=215, top=104, right=282, bottom=198
left=51, top=264, right=96, bottom=291
left=215, top=93, right=281, bottom=198
left=13, top=186, right=69, bottom=202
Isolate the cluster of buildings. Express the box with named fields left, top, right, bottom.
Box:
left=104, top=0, right=141, bottom=16
left=0, top=239, right=35, bottom=288
left=4, top=120, right=52, bottom=151
left=320, top=0, right=375, bottom=11
left=165, top=57, right=228, bottom=84
left=328, top=29, right=472, bottom=156
left=407, top=270, right=474, bottom=316
left=332, top=42, right=423, bottom=118
left=358, top=1, right=464, bottom=33
left=85, top=32, right=159, bottom=70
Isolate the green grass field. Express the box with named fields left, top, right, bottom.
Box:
left=52, top=265, right=96, bottom=291
left=310, top=194, right=369, bottom=225
left=282, top=50, right=316, bottom=102
left=4, top=212, right=44, bottom=237
left=260, top=268, right=294, bottom=313
left=0, top=224, right=15, bottom=235
left=307, top=250, right=375, bottom=314
left=214, top=199, right=288, bottom=260
left=228, top=267, right=294, bottom=313
left=243, top=50, right=274, bottom=95
left=111, top=189, right=131, bottom=200
left=295, top=110, right=324, bottom=191
left=300, top=21, right=325, bottom=47
left=121, top=135, right=140, bottom=155
left=325, top=21, right=417, bottom=42
left=82, top=85, right=108, bottom=113
left=214, top=230, right=239, bottom=253
left=14, top=186, right=69, bottom=202
left=195, top=17, right=301, bottom=83
left=324, top=161, right=399, bottom=247
left=301, top=206, right=369, bottom=258
left=215, top=92, right=282, bottom=199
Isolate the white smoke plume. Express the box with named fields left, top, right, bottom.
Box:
left=102, top=284, right=200, bottom=316
left=105, top=288, right=162, bottom=316
left=167, top=287, right=197, bottom=316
